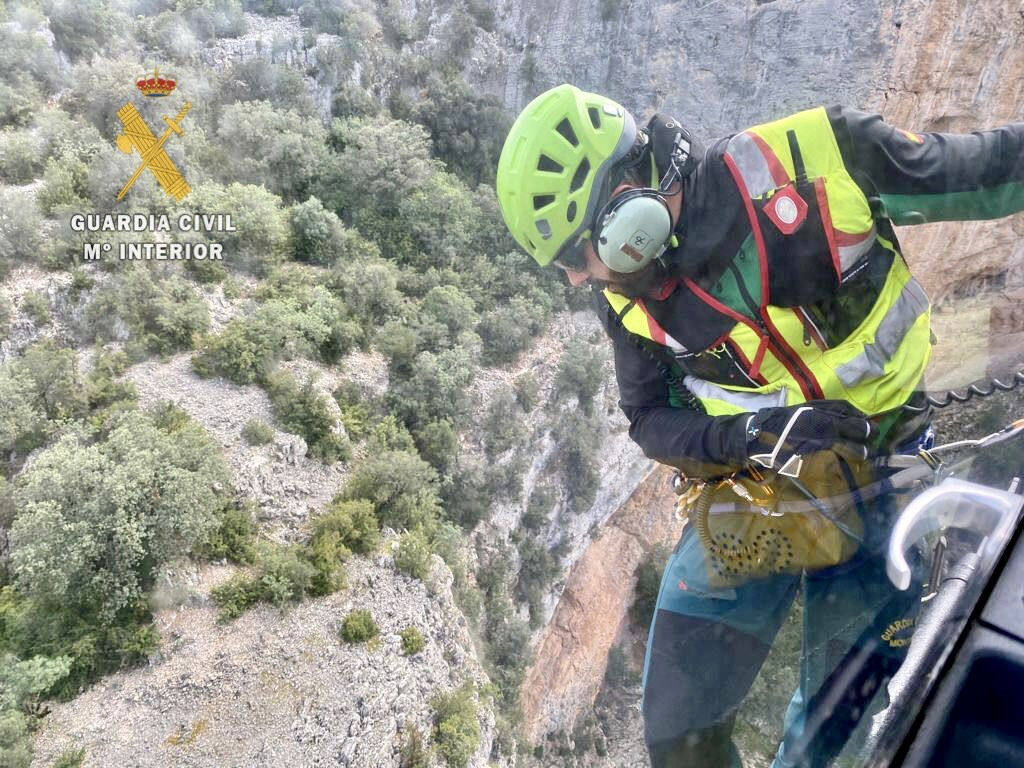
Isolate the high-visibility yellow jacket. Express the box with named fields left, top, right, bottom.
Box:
left=599, top=105, right=1024, bottom=469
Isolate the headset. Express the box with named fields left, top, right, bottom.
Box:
left=592, top=119, right=702, bottom=274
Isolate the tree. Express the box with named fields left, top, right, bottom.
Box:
left=8, top=408, right=231, bottom=623
left=315, top=116, right=439, bottom=241
left=0, top=189, right=44, bottom=273
left=0, top=341, right=87, bottom=471
left=407, top=74, right=511, bottom=185
left=289, top=196, right=348, bottom=265
left=556, top=341, right=608, bottom=413
left=46, top=0, right=130, bottom=63
left=84, top=267, right=210, bottom=356
left=181, top=182, right=290, bottom=275
left=0, top=653, right=72, bottom=710
left=342, top=450, right=441, bottom=532
left=418, top=285, right=478, bottom=346
left=215, top=101, right=327, bottom=201
left=387, top=347, right=477, bottom=433
left=431, top=683, right=481, bottom=768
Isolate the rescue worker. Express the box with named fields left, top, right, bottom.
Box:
left=495, top=84, right=1024, bottom=767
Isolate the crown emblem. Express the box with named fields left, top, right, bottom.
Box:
left=135, top=67, right=177, bottom=97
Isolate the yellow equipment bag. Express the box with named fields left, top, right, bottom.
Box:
left=676, top=451, right=876, bottom=589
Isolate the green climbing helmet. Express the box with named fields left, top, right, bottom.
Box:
left=496, top=84, right=637, bottom=266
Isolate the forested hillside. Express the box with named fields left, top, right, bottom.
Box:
left=0, top=2, right=635, bottom=766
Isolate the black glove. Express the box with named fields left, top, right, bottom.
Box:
left=742, top=401, right=875, bottom=471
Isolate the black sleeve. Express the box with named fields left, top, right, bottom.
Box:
left=595, top=291, right=750, bottom=476
left=827, top=105, right=1024, bottom=224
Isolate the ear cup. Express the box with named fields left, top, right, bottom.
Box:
left=594, top=189, right=673, bottom=273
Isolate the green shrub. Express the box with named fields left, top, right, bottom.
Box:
left=306, top=525, right=349, bottom=597
left=406, top=73, right=509, bottom=186
left=399, top=626, right=424, bottom=655
left=264, top=370, right=350, bottom=463
left=8, top=408, right=231, bottom=623
left=477, top=297, right=550, bottom=366
left=0, top=709, right=31, bottom=768
left=556, top=342, right=607, bottom=413
left=0, top=130, right=41, bottom=183
left=513, top=373, right=540, bottom=412
left=440, top=460, right=491, bottom=529
left=289, top=196, right=347, bottom=265
left=51, top=747, right=87, bottom=768
left=554, top=410, right=601, bottom=513
left=332, top=381, right=374, bottom=442
left=413, top=418, right=457, bottom=473
left=375, top=320, right=420, bottom=374
left=0, top=341, right=88, bottom=469
left=181, top=183, right=289, bottom=276
left=19, top=291, right=49, bottom=327
left=387, top=347, right=476, bottom=434
left=85, top=268, right=210, bottom=356
left=210, top=573, right=263, bottom=621
left=522, top=484, right=555, bottom=531
left=201, top=500, right=257, bottom=564
left=328, top=255, right=402, bottom=339
left=82, top=349, right=137, bottom=430
left=367, top=413, right=416, bottom=453
left=430, top=682, right=481, bottom=768
left=241, top=418, right=274, bottom=445
left=629, top=544, right=671, bottom=629
left=342, top=450, right=441, bottom=532
left=417, top=285, right=478, bottom=350
left=0, top=189, right=43, bottom=271
left=482, top=386, right=526, bottom=458
left=37, top=153, right=89, bottom=214
left=399, top=721, right=429, bottom=768
left=315, top=498, right=380, bottom=555
left=515, top=538, right=560, bottom=627
left=0, top=294, right=10, bottom=338
left=256, top=543, right=317, bottom=607
left=484, top=454, right=527, bottom=502
left=193, top=289, right=360, bottom=383
left=340, top=609, right=378, bottom=643
left=214, top=100, right=327, bottom=201
left=394, top=529, right=432, bottom=581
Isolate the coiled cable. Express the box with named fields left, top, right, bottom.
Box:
left=903, top=369, right=1024, bottom=412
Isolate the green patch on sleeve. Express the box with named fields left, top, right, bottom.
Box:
left=880, top=181, right=1024, bottom=225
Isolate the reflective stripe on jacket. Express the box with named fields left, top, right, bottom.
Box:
left=604, top=107, right=932, bottom=417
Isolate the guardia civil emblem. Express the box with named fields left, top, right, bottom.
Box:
left=114, top=68, right=191, bottom=202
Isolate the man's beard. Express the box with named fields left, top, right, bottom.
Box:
left=599, top=259, right=673, bottom=299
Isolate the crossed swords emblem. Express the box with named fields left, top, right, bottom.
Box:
left=114, top=101, right=192, bottom=201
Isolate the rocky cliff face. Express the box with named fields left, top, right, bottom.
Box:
left=473, top=0, right=896, bottom=141
left=872, top=0, right=1024, bottom=304
left=30, top=546, right=497, bottom=768
left=519, top=465, right=680, bottom=742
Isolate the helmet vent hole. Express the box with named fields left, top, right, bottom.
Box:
left=588, top=107, right=601, bottom=129
left=567, top=200, right=577, bottom=222
left=536, top=219, right=552, bottom=239
left=538, top=155, right=563, bottom=173
left=533, top=194, right=555, bottom=210
left=556, top=118, right=578, bottom=147
left=569, top=158, right=590, bottom=192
